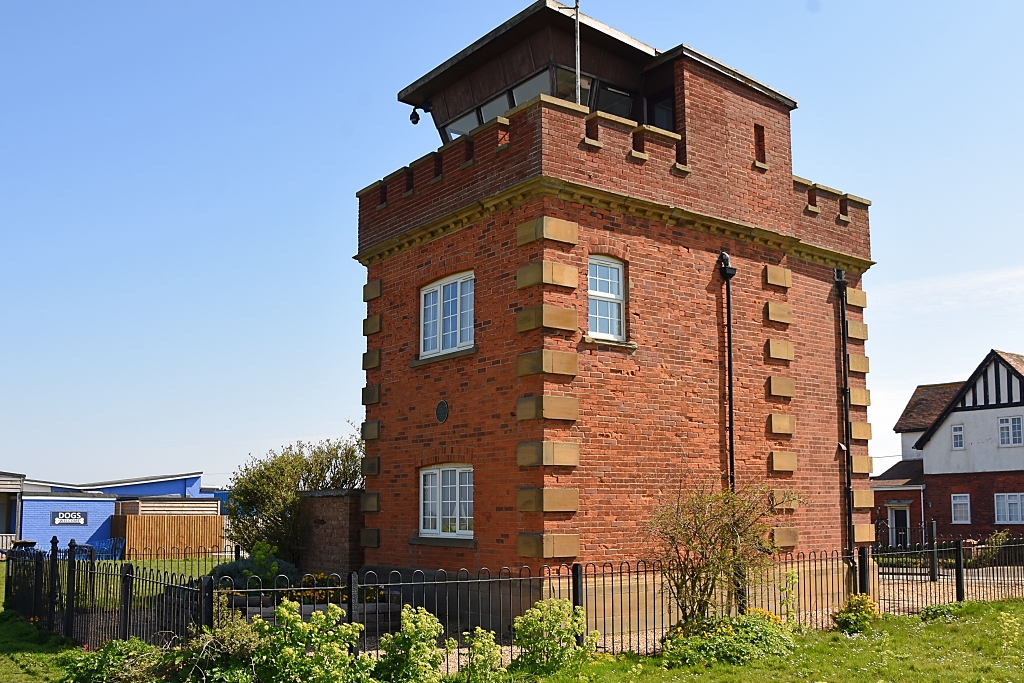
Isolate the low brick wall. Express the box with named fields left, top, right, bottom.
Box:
left=298, top=489, right=364, bottom=576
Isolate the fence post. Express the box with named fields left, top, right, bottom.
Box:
left=857, top=545, right=870, bottom=595
left=119, top=564, right=134, bottom=640
left=200, top=576, right=214, bottom=630
left=928, top=519, right=939, bottom=582
left=88, top=546, right=97, bottom=611
left=234, top=545, right=241, bottom=562
left=47, top=537, right=58, bottom=631
left=347, top=572, right=359, bottom=656
left=954, top=539, right=965, bottom=602
left=32, top=552, right=44, bottom=620
left=64, top=540, right=77, bottom=638
left=571, top=563, right=584, bottom=646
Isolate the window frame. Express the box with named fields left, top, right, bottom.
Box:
left=951, top=494, right=971, bottom=525
left=419, top=465, right=474, bottom=538
left=419, top=271, right=474, bottom=359
left=587, top=255, right=626, bottom=341
left=951, top=424, right=965, bottom=451
left=999, top=416, right=1023, bottom=447
left=995, top=493, right=1024, bottom=524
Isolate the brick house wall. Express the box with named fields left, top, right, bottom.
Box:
left=924, top=472, right=1024, bottom=539
left=298, top=490, right=364, bottom=575
left=356, top=55, right=873, bottom=572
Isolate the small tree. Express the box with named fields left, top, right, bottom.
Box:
left=226, top=434, right=363, bottom=563
left=646, top=483, right=794, bottom=623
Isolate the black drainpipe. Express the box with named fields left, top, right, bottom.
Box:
left=835, top=269, right=855, bottom=556
left=720, top=252, right=737, bottom=492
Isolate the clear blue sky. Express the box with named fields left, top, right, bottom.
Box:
left=2, top=1, right=1022, bottom=486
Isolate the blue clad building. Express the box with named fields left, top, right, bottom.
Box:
left=20, top=493, right=117, bottom=547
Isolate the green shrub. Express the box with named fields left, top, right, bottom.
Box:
left=210, top=540, right=299, bottom=588
left=446, top=627, right=505, bottom=683
left=510, top=598, right=598, bottom=676
left=660, top=611, right=794, bottom=668
left=832, top=593, right=878, bottom=633
left=375, top=605, right=454, bottom=683
left=920, top=600, right=981, bottom=622
left=250, top=599, right=373, bottom=683
left=57, top=637, right=166, bottom=683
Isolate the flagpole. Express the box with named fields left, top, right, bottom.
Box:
left=574, top=0, right=581, bottom=105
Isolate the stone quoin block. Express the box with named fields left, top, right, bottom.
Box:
left=766, top=301, right=793, bottom=324
left=516, top=488, right=580, bottom=512
left=362, top=314, right=382, bottom=336
left=765, top=265, right=792, bottom=288
left=771, top=490, right=800, bottom=510
left=363, top=279, right=382, bottom=302
left=771, top=451, right=798, bottom=472
left=850, top=388, right=871, bottom=406
left=516, top=261, right=578, bottom=289
left=516, top=396, right=579, bottom=421
left=517, top=442, right=580, bottom=467
left=360, top=457, right=381, bottom=476
left=846, top=288, right=867, bottom=308
left=767, top=339, right=795, bottom=361
left=850, top=422, right=872, bottom=440
left=849, top=354, right=870, bottom=373
left=361, top=420, right=381, bottom=440
left=516, top=216, right=579, bottom=246
left=852, top=456, right=873, bottom=474
left=847, top=320, right=869, bottom=340
left=853, top=524, right=875, bottom=543
left=516, top=533, right=580, bottom=558
left=516, top=305, right=578, bottom=332
left=770, top=413, right=796, bottom=435
left=773, top=527, right=799, bottom=547
left=362, top=349, right=381, bottom=370
left=769, top=376, right=796, bottom=398
left=362, top=384, right=381, bottom=405
left=360, top=529, right=380, bottom=548
left=852, top=490, right=874, bottom=509
left=360, top=493, right=380, bottom=513
left=517, top=350, right=579, bottom=377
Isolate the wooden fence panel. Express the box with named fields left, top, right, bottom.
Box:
left=112, top=514, right=226, bottom=554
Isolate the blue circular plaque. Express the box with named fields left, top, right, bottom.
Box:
left=435, top=400, right=449, bottom=423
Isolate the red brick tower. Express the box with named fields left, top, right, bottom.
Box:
left=355, top=1, right=874, bottom=573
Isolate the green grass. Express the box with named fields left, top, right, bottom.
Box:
left=0, top=611, right=71, bottom=683
left=540, top=599, right=1024, bottom=683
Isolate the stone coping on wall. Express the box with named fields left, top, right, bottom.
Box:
left=297, top=489, right=364, bottom=498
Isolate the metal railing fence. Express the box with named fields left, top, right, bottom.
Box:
left=8, top=538, right=1024, bottom=671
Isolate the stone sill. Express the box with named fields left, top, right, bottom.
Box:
left=753, top=161, right=770, bottom=171
left=582, top=336, right=639, bottom=353
left=410, top=345, right=478, bottom=368
left=672, top=163, right=692, bottom=175
left=429, top=174, right=444, bottom=185
left=582, top=137, right=603, bottom=150
left=805, top=204, right=820, bottom=214
left=375, top=202, right=388, bottom=211
left=408, top=536, right=477, bottom=548
left=837, top=214, right=851, bottom=223
left=494, top=143, right=510, bottom=154
left=460, top=159, right=476, bottom=170
left=401, top=189, right=415, bottom=199
left=627, top=150, right=648, bottom=163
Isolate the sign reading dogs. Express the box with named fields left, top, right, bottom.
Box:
left=50, top=511, right=88, bottom=526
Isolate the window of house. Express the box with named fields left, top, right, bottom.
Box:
left=479, top=93, right=513, bottom=123
left=646, top=90, right=674, bottom=131
left=952, top=425, right=964, bottom=450
left=512, top=70, right=552, bottom=105
left=421, top=272, right=474, bottom=358
left=588, top=256, right=625, bottom=341
left=995, top=493, right=1024, bottom=524
left=445, top=110, right=481, bottom=140
left=555, top=67, right=592, bottom=107
left=420, top=465, right=473, bottom=537
left=595, top=84, right=634, bottom=119
left=999, top=416, right=1023, bottom=447
left=951, top=494, right=971, bottom=524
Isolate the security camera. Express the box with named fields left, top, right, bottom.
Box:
left=410, top=108, right=420, bottom=125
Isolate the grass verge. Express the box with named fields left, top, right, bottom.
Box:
left=542, top=598, right=1024, bottom=682
left=0, top=611, right=72, bottom=683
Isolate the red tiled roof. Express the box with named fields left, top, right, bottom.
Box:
left=893, top=382, right=965, bottom=433
left=996, top=350, right=1024, bottom=377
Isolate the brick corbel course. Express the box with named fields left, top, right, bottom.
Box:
left=516, top=442, right=580, bottom=467
left=516, top=533, right=580, bottom=558
left=516, top=305, right=577, bottom=332
left=516, top=396, right=579, bottom=421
